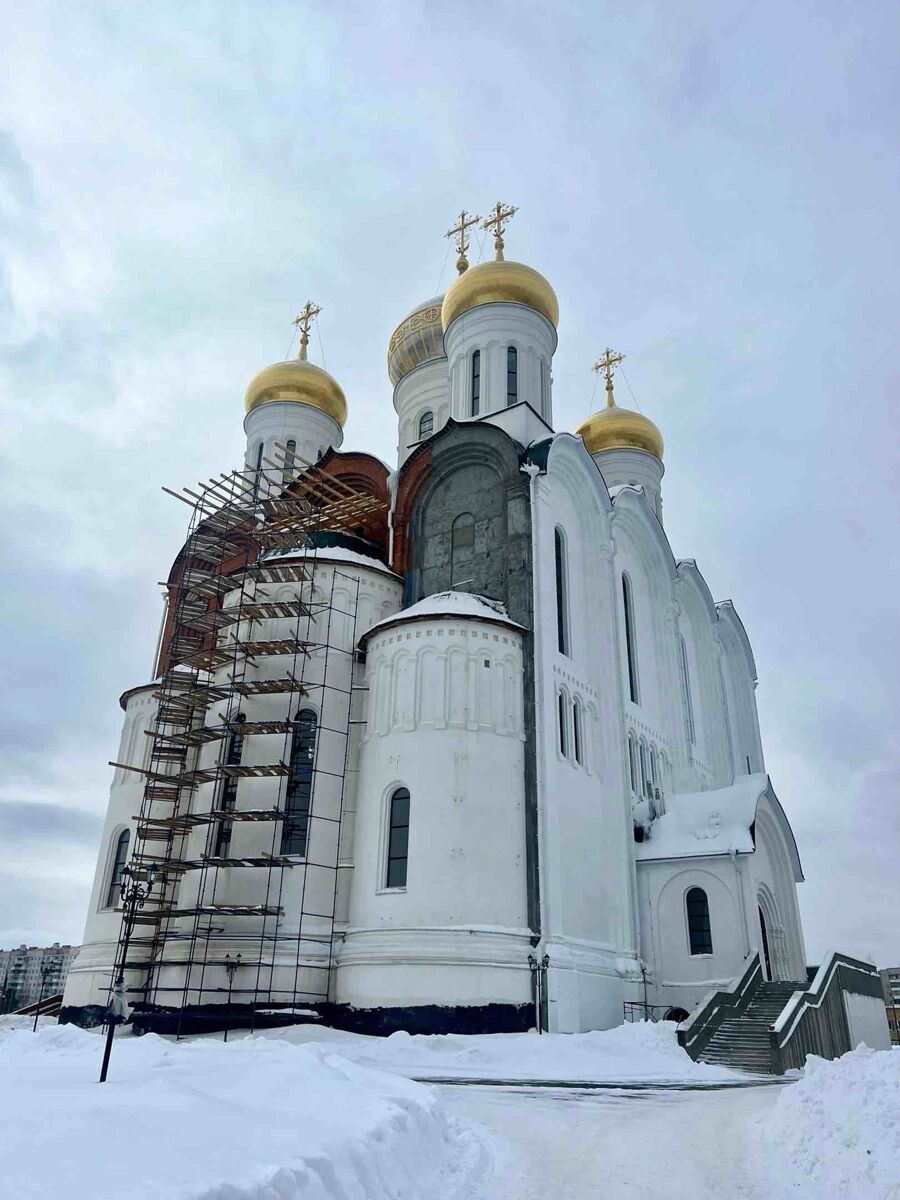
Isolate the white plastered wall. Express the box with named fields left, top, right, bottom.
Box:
left=394, top=358, right=450, bottom=466
left=243, top=400, right=343, bottom=475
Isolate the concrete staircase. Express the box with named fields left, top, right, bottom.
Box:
left=698, top=981, right=800, bottom=1074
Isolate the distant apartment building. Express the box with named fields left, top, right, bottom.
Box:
left=0, top=944, right=80, bottom=1012
left=879, top=967, right=900, bottom=1046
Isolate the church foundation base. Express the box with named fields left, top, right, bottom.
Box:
left=59, top=1000, right=533, bottom=1038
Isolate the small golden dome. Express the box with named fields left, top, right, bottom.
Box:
left=388, top=295, right=445, bottom=386
left=441, top=259, right=559, bottom=331
left=576, top=401, right=664, bottom=460
left=244, top=358, right=347, bottom=426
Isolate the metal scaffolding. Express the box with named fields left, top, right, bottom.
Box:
left=108, top=446, right=385, bottom=1031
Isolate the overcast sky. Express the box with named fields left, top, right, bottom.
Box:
left=1, top=1, right=897, bottom=967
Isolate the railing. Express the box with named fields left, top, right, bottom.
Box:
left=676, top=951, right=762, bottom=1061
left=623, top=1001, right=673, bottom=1023
left=770, top=951, right=883, bottom=1074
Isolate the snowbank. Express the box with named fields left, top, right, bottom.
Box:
left=0, top=1023, right=481, bottom=1200
left=765, top=1045, right=900, bottom=1199
left=271, top=1019, right=742, bottom=1084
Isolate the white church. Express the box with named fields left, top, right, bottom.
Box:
left=63, top=206, right=810, bottom=1037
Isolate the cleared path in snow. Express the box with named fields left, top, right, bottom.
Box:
left=441, top=1082, right=780, bottom=1200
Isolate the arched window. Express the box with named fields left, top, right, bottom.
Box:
left=679, top=634, right=696, bottom=746
left=554, top=527, right=570, bottom=656
left=450, top=512, right=476, bottom=585
left=506, top=346, right=518, bottom=405
left=639, top=740, right=650, bottom=797
left=557, top=690, right=569, bottom=757
left=251, top=439, right=264, bottom=500
left=649, top=746, right=659, bottom=792
left=628, top=733, right=639, bottom=793
left=622, top=573, right=640, bottom=704
left=281, top=709, right=317, bottom=855
left=386, top=787, right=410, bottom=888
left=471, top=350, right=481, bottom=416
left=214, top=714, right=245, bottom=857
left=572, top=697, right=583, bottom=765
left=105, top=830, right=130, bottom=908
left=686, top=887, right=713, bottom=955
left=283, top=439, right=296, bottom=482
left=418, top=410, right=434, bottom=440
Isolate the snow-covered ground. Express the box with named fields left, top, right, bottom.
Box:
left=0, top=1019, right=896, bottom=1199
left=760, top=1045, right=900, bottom=1198
left=0, top=1022, right=483, bottom=1200
left=259, top=1018, right=746, bottom=1083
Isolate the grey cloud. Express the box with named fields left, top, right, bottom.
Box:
left=0, top=801, right=101, bottom=845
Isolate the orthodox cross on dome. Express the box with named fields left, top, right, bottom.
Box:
left=592, top=346, right=625, bottom=407
left=482, top=201, right=518, bottom=261
left=292, top=300, right=321, bottom=362
left=445, top=209, right=481, bottom=274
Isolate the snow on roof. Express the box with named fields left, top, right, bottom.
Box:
left=635, top=774, right=770, bottom=862
left=362, top=591, right=523, bottom=642
left=263, top=546, right=399, bottom=576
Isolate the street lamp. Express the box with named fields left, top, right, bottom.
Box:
left=32, top=956, right=62, bottom=1033
left=98, top=864, right=158, bottom=1083
left=222, top=953, right=241, bottom=1042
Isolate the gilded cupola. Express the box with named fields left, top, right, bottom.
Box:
left=387, top=295, right=445, bottom=386
left=245, top=301, right=348, bottom=427
left=440, top=201, right=559, bottom=332
left=576, top=347, right=663, bottom=460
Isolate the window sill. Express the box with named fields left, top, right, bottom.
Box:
left=376, top=886, right=407, bottom=895
left=689, top=953, right=715, bottom=959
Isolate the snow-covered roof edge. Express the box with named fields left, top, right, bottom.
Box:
left=360, top=590, right=524, bottom=645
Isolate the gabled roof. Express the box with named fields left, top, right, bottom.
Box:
left=635, top=773, right=803, bottom=881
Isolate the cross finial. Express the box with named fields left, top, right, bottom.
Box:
left=592, top=347, right=625, bottom=407
left=445, top=209, right=481, bottom=274
left=292, top=300, right=321, bottom=362
left=482, top=201, right=518, bottom=261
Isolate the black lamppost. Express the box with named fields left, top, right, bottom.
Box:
left=32, top=956, right=61, bottom=1033
left=99, top=864, right=158, bottom=1083
left=223, top=953, right=241, bottom=1042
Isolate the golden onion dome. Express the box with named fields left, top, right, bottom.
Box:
left=576, top=401, right=664, bottom=460
left=244, top=358, right=347, bottom=426
left=387, top=295, right=445, bottom=386
left=440, top=259, right=559, bottom=332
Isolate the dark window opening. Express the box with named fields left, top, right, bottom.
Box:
left=283, top=439, right=296, bottom=482
left=471, top=350, right=480, bottom=416
left=418, top=410, right=434, bottom=440
left=451, top=512, right=476, bottom=585
left=506, top=346, right=518, bottom=405
left=106, top=830, right=130, bottom=908
left=386, top=787, right=410, bottom=888
left=679, top=634, right=695, bottom=745
left=555, top=527, right=570, bottom=656
left=558, top=691, right=568, bottom=756
left=687, top=887, right=713, bottom=955
left=573, top=699, right=583, bottom=765
left=622, top=573, right=639, bottom=704
left=214, top=714, right=245, bottom=857
left=281, top=709, right=317, bottom=855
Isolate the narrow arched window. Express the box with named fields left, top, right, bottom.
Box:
left=628, top=733, right=638, bottom=793
left=281, top=709, right=317, bottom=855
left=649, top=746, right=659, bottom=791
left=554, top=527, right=570, bottom=656
left=251, top=439, right=265, bottom=500
left=214, top=714, right=245, bottom=858
left=471, top=350, right=481, bottom=416
left=283, top=439, right=296, bottom=482
left=386, top=787, right=410, bottom=888
left=679, top=634, right=696, bottom=746
left=105, top=830, right=130, bottom=908
left=451, top=512, right=476, bottom=585
left=506, top=346, right=518, bottom=405
left=622, top=573, right=639, bottom=704
left=639, top=741, right=651, bottom=797
left=686, top=887, right=713, bottom=955
left=558, top=690, right=569, bottom=757
left=418, top=410, right=434, bottom=440
left=572, top=697, right=583, bottom=765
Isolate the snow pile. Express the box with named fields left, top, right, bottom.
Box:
left=0, top=1023, right=481, bottom=1200
left=274, top=1020, right=742, bottom=1084
left=765, top=1045, right=900, bottom=1198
